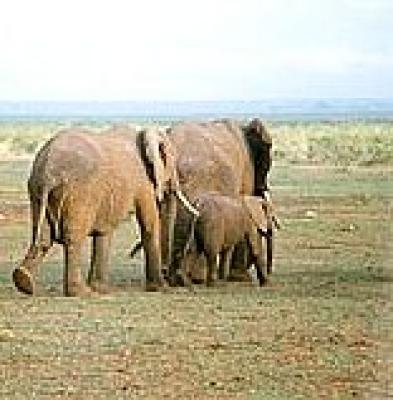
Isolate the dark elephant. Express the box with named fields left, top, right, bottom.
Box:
left=164, top=118, right=273, bottom=284
left=179, top=192, right=273, bottom=288
left=12, top=124, right=196, bottom=296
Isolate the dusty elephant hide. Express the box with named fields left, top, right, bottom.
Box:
left=180, top=192, right=273, bottom=287
left=163, top=118, right=273, bottom=284
left=13, top=125, right=175, bottom=296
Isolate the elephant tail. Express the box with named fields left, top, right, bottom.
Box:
left=33, top=187, right=49, bottom=246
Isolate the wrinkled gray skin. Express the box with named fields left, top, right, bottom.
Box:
left=180, top=193, right=273, bottom=288
left=13, top=125, right=179, bottom=296
left=164, top=118, right=273, bottom=284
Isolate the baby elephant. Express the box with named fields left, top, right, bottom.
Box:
left=180, top=192, right=273, bottom=288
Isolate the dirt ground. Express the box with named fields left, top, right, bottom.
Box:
left=0, top=161, right=392, bottom=399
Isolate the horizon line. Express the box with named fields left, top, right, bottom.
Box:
left=1, top=97, right=393, bottom=103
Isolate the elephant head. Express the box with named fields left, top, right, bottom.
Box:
left=243, top=118, right=272, bottom=197
left=139, top=127, right=198, bottom=273
left=140, top=127, right=199, bottom=214
left=141, top=127, right=178, bottom=203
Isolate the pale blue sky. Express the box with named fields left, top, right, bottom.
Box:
left=0, top=0, right=392, bottom=100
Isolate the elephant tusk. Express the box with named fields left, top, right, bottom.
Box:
left=263, top=190, right=271, bottom=202
left=129, top=241, right=143, bottom=258
left=175, top=190, right=200, bottom=217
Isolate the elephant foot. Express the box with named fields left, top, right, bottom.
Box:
left=169, top=270, right=195, bottom=287
left=89, top=280, right=112, bottom=294
left=145, top=279, right=168, bottom=292
left=258, top=277, right=268, bottom=287
left=13, top=267, right=35, bottom=295
left=166, top=269, right=185, bottom=287
left=145, top=282, right=160, bottom=292
left=191, top=277, right=205, bottom=284
left=65, top=283, right=95, bottom=297
left=227, top=270, right=253, bottom=283
left=206, top=279, right=216, bottom=287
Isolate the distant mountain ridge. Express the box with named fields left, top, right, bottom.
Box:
left=0, top=99, right=392, bottom=121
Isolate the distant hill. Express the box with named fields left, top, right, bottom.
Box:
left=0, top=99, right=392, bottom=121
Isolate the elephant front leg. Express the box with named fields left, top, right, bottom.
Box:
left=254, top=260, right=268, bottom=286
left=206, top=253, right=219, bottom=287
left=249, top=234, right=268, bottom=286
left=252, top=248, right=268, bottom=287
left=136, top=197, right=167, bottom=291
left=87, top=234, right=112, bottom=294
left=63, top=242, right=93, bottom=297
left=141, top=231, right=167, bottom=291
left=266, top=231, right=273, bottom=275
left=218, top=247, right=234, bottom=281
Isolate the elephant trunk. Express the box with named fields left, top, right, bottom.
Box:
left=266, top=217, right=273, bottom=275
left=143, top=128, right=165, bottom=203
left=251, top=197, right=275, bottom=275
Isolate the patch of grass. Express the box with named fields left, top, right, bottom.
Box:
left=269, top=121, right=393, bottom=166
left=1, top=120, right=393, bottom=167
left=0, top=123, right=392, bottom=399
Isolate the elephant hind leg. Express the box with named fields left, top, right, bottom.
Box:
left=63, top=242, right=93, bottom=297
left=87, top=234, right=112, bottom=294
left=13, top=220, right=53, bottom=295
left=13, top=260, right=40, bottom=295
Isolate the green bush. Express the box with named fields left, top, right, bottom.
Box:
left=270, top=121, right=393, bottom=166
left=1, top=120, right=392, bottom=166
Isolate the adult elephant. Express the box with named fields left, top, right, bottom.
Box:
left=164, top=118, right=273, bottom=284
left=12, top=124, right=196, bottom=296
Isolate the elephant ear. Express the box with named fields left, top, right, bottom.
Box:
left=246, top=118, right=271, bottom=144
left=243, top=118, right=272, bottom=196
left=244, top=119, right=272, bottom=165
left=157, top=128, right=180, bottom=192
left=140, top=127, right=179, bottom=203
left=139, top=127, right=165, bottom=202
left=244, top=196, right=268, bottom=231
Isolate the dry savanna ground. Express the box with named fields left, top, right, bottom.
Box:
left=0, top=121, right=392, bottom=399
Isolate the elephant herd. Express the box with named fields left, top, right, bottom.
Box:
left=12, top=118, right=277, bottom=296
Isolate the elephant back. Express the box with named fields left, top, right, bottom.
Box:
left=29, top=130, right=101, bottom=198
left=170, top=121, right=245, bottom=199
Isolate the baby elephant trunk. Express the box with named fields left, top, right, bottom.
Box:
left=266, top=223, right=273, bottom=275
left=259, top=199, right=274, bottom=275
